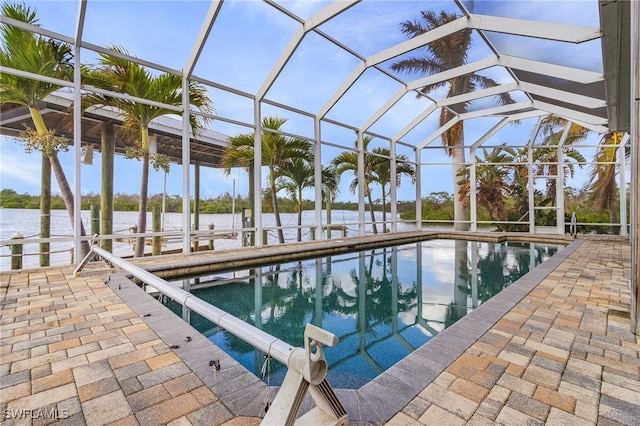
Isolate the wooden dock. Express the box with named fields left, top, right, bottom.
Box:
left=123, top=230, right=576, bottom=280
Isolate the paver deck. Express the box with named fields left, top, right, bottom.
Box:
left=1, top=235, right=638, bottom=425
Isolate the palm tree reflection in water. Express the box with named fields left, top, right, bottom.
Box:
left=164, top=240, right=559, bottom=389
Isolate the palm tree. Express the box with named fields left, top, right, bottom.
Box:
left=391, top=10, right=514, bottom=231
left=321, top=165, right=340, bottom=238
left=220, top=116, right=312, bottom=244
left=0, top=1, right=90, bottom=263
left=278, top=160, right=342, bottom=242
left=332, top=135, right=379, bottom=234
left=585, top=132, right=626, bottom=234
left=534, top=116, right=588, bottom=205
left=83, top=46, right=213, bottom=257
left=278, top=157, right=313, bottom=242
left=369, top=148, right=415, bottom=232
left=458, top=146, right=513, bottom=222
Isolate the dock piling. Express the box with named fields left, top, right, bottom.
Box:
left=208, top=223, right=215, bottom=250
left=10, top=232, right=23, bottom=270
left=152, top=206, right=161, bottom=255
left=90, top=205, right=100, bottom=236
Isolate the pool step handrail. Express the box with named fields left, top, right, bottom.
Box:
left=74, top=245, right=348, bottom=425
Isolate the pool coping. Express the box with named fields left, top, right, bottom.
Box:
left=107, top=235, right=584, bottom=423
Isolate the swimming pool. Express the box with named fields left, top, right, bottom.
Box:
left=163, top=239, right=561, bottom=389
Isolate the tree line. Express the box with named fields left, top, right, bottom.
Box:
left=0, top=188, right=397, bottom=214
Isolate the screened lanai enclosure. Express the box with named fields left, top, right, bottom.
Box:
left=0, top=0, right=638, bottom=332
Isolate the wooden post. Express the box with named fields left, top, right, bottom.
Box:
left=90, top=205, right=100, bottom=236
left=11, top=232, right=23, bottom=270
left=100, top=122, right=115, bottom=252
left=191, top=225, right=199, bottom=253
left=130, top=224, right=137, bottom=252
left=208, top=223, right=215, bottom=250
left=152, top=205, right=161, bottom=255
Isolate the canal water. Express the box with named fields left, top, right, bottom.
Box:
left=0, top=208, right=411, bottom=270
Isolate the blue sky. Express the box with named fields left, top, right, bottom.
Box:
left=0, top=0, right=604, bottom=202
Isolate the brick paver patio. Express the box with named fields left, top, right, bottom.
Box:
left=388, top=237, right=639, bottom=425
left=1, top=236, right=638, bottom=425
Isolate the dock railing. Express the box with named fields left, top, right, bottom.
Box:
left=74, top=244, right=348, bottom=426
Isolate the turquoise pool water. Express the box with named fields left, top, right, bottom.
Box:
left=164, top=239, right=561, bottom=389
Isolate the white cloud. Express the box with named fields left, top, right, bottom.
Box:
left=0, top=140, right=42, bottom=191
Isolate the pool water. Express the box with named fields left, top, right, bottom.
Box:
left=163, top=239, right=560, bottom=389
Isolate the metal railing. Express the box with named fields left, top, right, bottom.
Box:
left=74, top=245, right=348, bottom=425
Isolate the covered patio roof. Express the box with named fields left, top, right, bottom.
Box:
left=0, top=94, right=228, bottom=169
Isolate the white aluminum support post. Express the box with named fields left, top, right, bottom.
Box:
left=254, top=101, right=263, bottom=246
left=314, top=118, right=323, bottom=240
left=556, top=146, right=565, bottom=234
left=556, top=123, right=572, bottom=235
left=390, top=141, right=397, bottom=233
left=181, top=78, right=191, bottom=254
left=630, top=0, right=639, bottom=335
left=619, top=134, right=630, bottom=237
left=357, top=131, right=365, bottom=236
left=528, top=146, right=535, bottom=233
left=415, top=149, right=422, bottom=231
left=72, top=1, right=86, bottom=265
left=470, top=147, right=477, bottom=232
left=73, top=43, right=82, bottom=265
left=527, top=116, right=544, bottom=233
left=181, top=0, right=220, bottom=254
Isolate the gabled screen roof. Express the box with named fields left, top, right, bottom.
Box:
left=1, top=0, right=617, bottom=152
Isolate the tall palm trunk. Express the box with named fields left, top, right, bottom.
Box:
left=135, top=150, right=150, bottom=257
left=40, top=154, right=50, bottom=266
left=50, top=154, right=90, bottom=256
left=365, top=182, right=378, bottom=234
left=605, top=172, right=618, bottom=235
left=609, top=194, right=618, bottom=235
left=269, top=172, right=285, bottom=244
left=29, top=107, right=90, bottom=258
left=451, top=139, right=469, bottom=231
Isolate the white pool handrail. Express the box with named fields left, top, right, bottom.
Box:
left=75, top=244, right=348, bottom=425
